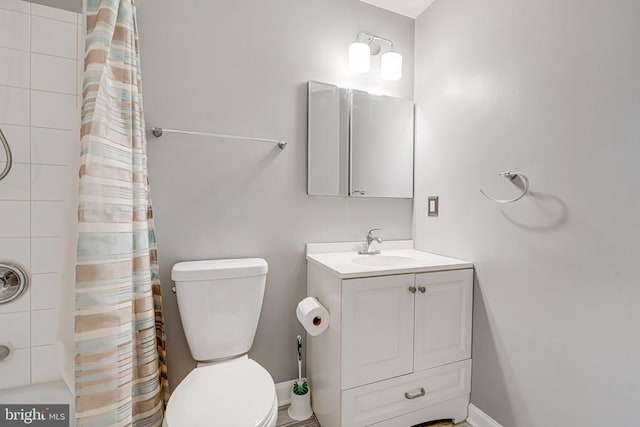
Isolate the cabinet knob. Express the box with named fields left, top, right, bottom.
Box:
left=404, top=387, right=427, bottom=400
left=418, top=286, right=426, bottom=293
left=408, top=286, right=417, bottom=294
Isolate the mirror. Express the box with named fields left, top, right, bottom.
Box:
left=307, top=82, right=350, bottom=196
left=350, top=90, right=414, bottom=198
left=307, top=81, right=414, bottom=198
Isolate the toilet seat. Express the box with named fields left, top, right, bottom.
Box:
left=163, top=357, right=277, bottom=427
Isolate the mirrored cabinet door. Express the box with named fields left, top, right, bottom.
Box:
left=307, top=81, right=350, bottom=196
left=307, top=81, right=414, bottom=199
left=350, top=91, right=414, bottom=198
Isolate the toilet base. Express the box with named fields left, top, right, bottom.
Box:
left=163, top=397, right=277, bottom=427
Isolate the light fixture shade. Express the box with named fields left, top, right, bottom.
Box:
left=381, top=51, right=402, bottom=81
left=349, top=42, right=371, bottom=73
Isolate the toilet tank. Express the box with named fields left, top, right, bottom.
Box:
left=171, top=258, right=268, bottom=362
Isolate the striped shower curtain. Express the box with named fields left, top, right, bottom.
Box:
left=75, top=0, right=169, bottom=425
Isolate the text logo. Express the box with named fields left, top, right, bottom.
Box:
left=0, top=405, right=68, bottom=426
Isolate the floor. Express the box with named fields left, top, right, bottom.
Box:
left=276, top=406, right=320, bottom=427
left=276, top=406, right=471, bottom=427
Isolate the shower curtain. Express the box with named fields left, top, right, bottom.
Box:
left=75, top=0, right=169, bottom=425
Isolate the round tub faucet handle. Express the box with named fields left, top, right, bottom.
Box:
left=0, top=262, right=29, bottom=305
left=0, top=345, right=10, bottom=362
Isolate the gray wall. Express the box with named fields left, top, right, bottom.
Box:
left=414, top=0, right=640, bottom=425
left=137, top=0, right=414, bottom=388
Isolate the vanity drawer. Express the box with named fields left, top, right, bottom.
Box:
left=341, top=359, right=471, bottom=427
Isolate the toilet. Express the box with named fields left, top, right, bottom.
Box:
left=163, top=258, right=277, bottom=427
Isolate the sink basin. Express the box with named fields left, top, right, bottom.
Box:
left=351, top=255, right=420, bottom=268
left=305, top=241, right=473, bottom=278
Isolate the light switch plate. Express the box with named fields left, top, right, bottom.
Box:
left=428, top=196, right=439, bottom=217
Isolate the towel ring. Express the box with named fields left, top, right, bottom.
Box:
left=480, top=171, right=529, bottom=204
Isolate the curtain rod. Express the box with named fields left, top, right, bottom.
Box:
left=150, top=127, right=287, bottom=149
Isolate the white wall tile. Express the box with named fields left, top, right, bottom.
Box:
left=31, top=164, right=68, bottom=200
left=0, top=2, right=80, bottom=389
left=0, top=237, right=30, bottom=268
left=0, top=163, right=29, bottom=200
left=31, top=16, right=76, bottom=59
left=0, top=311, right=30, bottom=349
left=76, top=24, right=85, bottom=95
left=0, top=47, right=29, bottom=88
left=31, top=201, right=64, bottom=237
left=0, top=9, right=30, bottom=51
left=31, top=90, right=77, bottom=130
left=31, top=127, right=75, bottom=165
left=31, top=344, right=61, bottom=383
left=30, top=4, right=77, bottom=24
left=0, top=86, right=29, bottom=126
left=0, top=1, right=30, bottom=13
left=31, top=53, right=76, bottom=95
left=0, top=124, right=30, bottom=163
left=31, top=309, right=57, bottom=346
left=30, top=273, right=60, bottom=310
left=0, top=288, right=29, bottom=314
left=0, top=348, right=30, bottom=389
left=31, top=237, right=60, bottom=273
left=0, top=201, right=29, bottom=237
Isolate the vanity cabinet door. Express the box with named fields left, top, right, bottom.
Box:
left=414, top=269, right=473, bottom=372
left=341, top=274, right=415, bottom=390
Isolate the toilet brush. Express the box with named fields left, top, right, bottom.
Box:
left=288, top=335, right=312, bottom=420
left=292, top=335, right=308, bottom=395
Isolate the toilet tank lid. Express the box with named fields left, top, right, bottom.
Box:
left=171, top=258, right=268, bottom=281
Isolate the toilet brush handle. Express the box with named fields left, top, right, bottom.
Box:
left=296, top=335, right=302, bottom=381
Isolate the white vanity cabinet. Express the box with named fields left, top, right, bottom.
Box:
left=342, top=273, right=415, bottom=389
left=413, top=270, right=473, bottom=372
left=306, top=242, right=473, bottom=427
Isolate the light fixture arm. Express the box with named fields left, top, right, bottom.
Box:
left=356, top=32, right=394, bottom=53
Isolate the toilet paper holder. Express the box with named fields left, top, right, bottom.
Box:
left=296, top=296, right=331, bottom=336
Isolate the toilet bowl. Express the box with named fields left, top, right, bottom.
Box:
left=163, top=259, right=277, bottom=427
left=163, top=357, right=277, bottom=427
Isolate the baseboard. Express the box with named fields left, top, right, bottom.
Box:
left=276, top=380, right=296, bottom=406
left=467, top=403, right=503, bottom=427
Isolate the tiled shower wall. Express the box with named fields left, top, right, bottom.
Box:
left=0, top=0, right=80, bottom=388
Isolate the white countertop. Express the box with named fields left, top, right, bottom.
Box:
left=306, top=240, right=473, bottom=279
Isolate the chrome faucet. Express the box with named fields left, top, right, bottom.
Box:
left=359, top=228, right=383, bottom=255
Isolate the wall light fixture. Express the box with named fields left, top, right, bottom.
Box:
left=348, top=32, right=402, bottom=81
left=349, top=41, right=371, bottom=73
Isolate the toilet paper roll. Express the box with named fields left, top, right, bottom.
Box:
left=296, top=297, right=330, bottom=336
